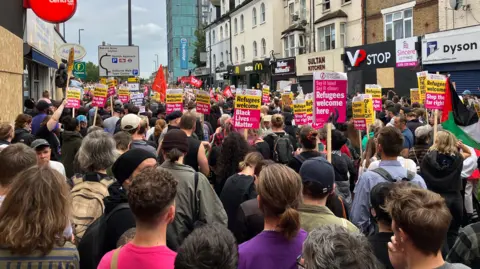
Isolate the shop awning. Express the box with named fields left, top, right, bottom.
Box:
left=24, top=43, right=58, bottom=69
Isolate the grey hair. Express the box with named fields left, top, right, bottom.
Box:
left=303, top=225, right=381, bottom=269
left=77, top=130, right=118, bottom=172
left=219, top=114, right=231, bottom=128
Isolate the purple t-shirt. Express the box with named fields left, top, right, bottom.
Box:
left=238, top=229, right=307, bottom=269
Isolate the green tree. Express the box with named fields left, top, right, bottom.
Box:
left=191, top=25, right=206, bottom=67
left=85, top=61, right=100, bottom=82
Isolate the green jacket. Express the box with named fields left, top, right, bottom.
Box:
left=299, top=204, right=359, bottom=233
left=61, top=130, right=83, bottom=178
left=160, top=161, right=227, bottom=250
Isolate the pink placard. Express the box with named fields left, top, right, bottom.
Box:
left=294, top=114, right=307, bottom=126
left=314, top=76, right=347, bottom=127
left=92, top=96, right=107, bottom=107
left=66, top=99, right=80, bottom=109
left=262, top=95, right=270, bottom=104
left=118, top=95, right=129, bottom=103
left=166, top=103, right=183, bottom=114
left=108, top=87, right=116, bottom=97
left=196, top=103, right=210, bottom=115
left=424, top=93, right=445, bottom=110
left=373, top=98, right=382, bottom=111
left=354, top=119, right=367, bottom=131
left=233, top=109, right=261, bottom=129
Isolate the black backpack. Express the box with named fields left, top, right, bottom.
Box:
left=371, top=168, right=415, bottom=182
left=269, top=133, right=294, bottom=164
left=78, top=203, right=130, bottom=269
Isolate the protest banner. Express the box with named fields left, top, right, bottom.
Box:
left=118, top=87, right=130, bottom=103
left=417, top=71, right=428, bottom=103
left=131, top=93, right=144, bottom=106
left=100, top=78, right=107, bottom=85
left=352, top=96, right=366, bottom=130
left=196, top=90, right=211, bottom=115
left=410, top=88, right=421, bottom=105
left=424, top=73, right=447, bottom=110
left=293, top=99, right=308, bottom=125
left=65, top=88, right=81, bottom=109
left=262, top=86, right=270, bottom=104
left=166, top=89, right=184, bottom=113
left=281, top=92, right=293, bottom=108
left=365, top=84, right=382, bottom=111
left=152, top=92, right=161, bottom=102
left=233, top=89, right=262, bottom=129
left=313, top=71, right=347, bottom=129
left=92, top=85, right=108, bottom=107
left=305, top=94, right=313, bottom=125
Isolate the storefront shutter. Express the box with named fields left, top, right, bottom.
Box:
left=448, top=70, right=480, bottom=96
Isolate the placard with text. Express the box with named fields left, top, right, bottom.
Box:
left=65, top=88, right=81, bottom=109
left=131, top=93, right=144, bottom=106
left=352, top=94, right=374, bottom=130
left=417, top=71, right=428, bottom=103
left=262, top=86, right=270, bottom=104
left=313, top=71, right=347, bottom=128
left=196, top=90, right=211, bottom=115
left=424, top=73, right=447, bottom=110
left=410, top=88, right=420, bottom=105
left=233, top=89, right=262, bottom=129
left=293, top=99, right=308, bottom=125
left=305, top=93, right=313, bottom=125
left=166, top=89, right=184, bottom=114
left=365, top=84, right=382, bottom=111
left=93, top=84, right=108, bottom=107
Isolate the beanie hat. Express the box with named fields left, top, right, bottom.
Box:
left=161, top=129, right=189, bottom=153
left=112, top=148, right=157, bottom=185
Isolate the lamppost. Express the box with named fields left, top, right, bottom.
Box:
left=78, top=28, right=84, bottom=44
left=269, top=50, right=277, bottom=91
left=155, top=54, right=159, bottom=70
left=128, top=0, right=133, bottom=46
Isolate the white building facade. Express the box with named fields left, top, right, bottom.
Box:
left=438, top=0, right=480, bottom=31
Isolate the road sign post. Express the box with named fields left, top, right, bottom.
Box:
left=98, top=45, right=140, bottom=77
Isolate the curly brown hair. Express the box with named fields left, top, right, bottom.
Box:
left=128, top=167, right=178, bottom=225
left=0, top=166, right=71, bottom=255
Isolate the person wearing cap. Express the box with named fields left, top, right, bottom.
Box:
left=394, top=114, right=414, bottom=157
left=31, top=139, right=66, bottom=177
left=159, top=110, right=183, bottom=142
left=103, top=104, right=124, bottom=135
left=35, top=99, right=67, bottom=161
left=61, top=116, right=83, bottom=178
left=159, top=129, right=227, bottom=250
left=31, top=100, right=53, bottom=135
left=261, top=115, right=272, bottom=136
left=77, top=115, right=88, bottom=137
left=121, top=114, right=157, bottom=157
left=298, top=156, right=358, bottom=233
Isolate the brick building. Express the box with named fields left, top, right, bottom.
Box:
left=365, top=0, right=439, bottom=44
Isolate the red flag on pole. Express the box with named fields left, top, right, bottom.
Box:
left=223, top=86, right=233, bottom=98
left=152, top=65, right=167, bottom=101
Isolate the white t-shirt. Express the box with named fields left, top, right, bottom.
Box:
left=367, top=156, right=417, bottom=174
left=146, top=127, right=155, bottom=140
left=50, top=161, right=66, bottom=177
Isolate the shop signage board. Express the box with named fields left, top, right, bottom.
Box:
left=73, top=62, right=87, bottom=80
left=57, top=43, right=86, bottom=60
left=272, top=57, right=296, bottom=76
left=313, top=71, right=347, bottom=129
left=27, top=0, right=77, bottom=23
left=344, top=41, right=396, bottom=71
left=396, top=37, right=418, bottom=67
left=98, top=45, right=140, bottom=77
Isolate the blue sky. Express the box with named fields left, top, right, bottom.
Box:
left=65, top=0, right=167, bottom=78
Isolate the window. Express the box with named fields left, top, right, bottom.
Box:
left=283, top=35, right=297, bottom=57
left=289, top=35, right=295, bottom=56
left=323, top=0, right=330, bottom=11
left=220, top=52, right=224, bottom=63
left=221, top=0, right=225, bottom=14
left=343, top=0, right=351, bottom=3
left=289, top=3, right=294, bottom=25
left=260, top=3, right=266, bottom=23
left=261, top=38, right=266, bottom=56
left=340, top=23, right=346, bottom=47
left=234, top=18, right=238, bottom=34
left=225, top=23, right=228, bottom=37
left=240, top=15, right=244, bottom=32
left=300, top=0, right=307, bottom=20
left=384, top=9, right=413, bottom=41
left=226, top=50, right=229, bottom=63
left=220, top=26, right=223, bottom=39
left=210, top=8, right=213, bottom=22
left=241, top=45, right=245, bottom=60
left=318, top=24, right=335, bottom=51
left=252, top=8, right=257, bottom=26
left=253, top=41, right=258, bottom=57
left=212, top=30, right=216, bottom=44
left=235, top=47, right=239, bottom=62
left=206, top=32, right=209, bottom=45
left=213, top=55, right=216, bottom=69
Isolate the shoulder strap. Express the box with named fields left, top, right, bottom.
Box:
left=405, top=170, right=415, bottom=181
left=294, top=154, right=307, bottom=164
left=106, top=203, right=131, bottom=222
left=371, top=168, right=395, bottom=183
left=100, top=177, right=115, bottom=187
left=72, top=176, right=84, bottom=186
left=110, top=246, right=122, bottom=269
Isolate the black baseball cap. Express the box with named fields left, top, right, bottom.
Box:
left=31, top=139, right=50, bottom=150
left=299, top=157, right=335, bottom=194
left=166, top=110, right=183, bottom=123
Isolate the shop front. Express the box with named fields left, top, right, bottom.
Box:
left=228, top=60, right=269, bottom=89
left=422, top=25, right=480, bottom=95
left=296, top=48, right=345, bottom=94
left=343, top=37, right=420, bottom=97
left=271, top=57, right=296, bottom=92
left=192, top=66, right=210, bottom=86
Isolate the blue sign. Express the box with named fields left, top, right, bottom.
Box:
left=180, top=38, right=188, bottom=70
left=112, top=58, right=118, bottom=63
left=133, top=69, right=139, bottom=76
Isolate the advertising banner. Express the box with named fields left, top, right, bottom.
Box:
left=180, top=38, right=188, bottom=69
left=166, top=89, right=184, bottom=114
left=262, top=86, right=270, bottom=104
left=196, top=90, right=211, bottom=115
left=417, top=71, right=428, bottom=103
left=424, top=73, right=447, bottom=110
left=92, top=85, right=108, bottom=107
left=396, top=37, right=418, bottom=67
left=65, top=88, right=81, bottom=109
left=365, top=84, right=382, bottom=111
left=233, top=89, right=262, bottom=129
left=118, top=87, right=130, bottom=103
left=313, top=71, right=348, bottom=128
left=410, top=88, right=421, bottom=105
left=293, top=99, right=308, bottom=125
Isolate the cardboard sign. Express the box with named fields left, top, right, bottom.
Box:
left=417, top=71, right=428, bottom=103
left=262, top=86, right=270, bottom=104
left=92, top=85, right=108, bottom=107
left=365, top=84, right=382, bottom=111
left=233, top=89, right=262, bottom=129
left=281, top=92, right=293, bottom=108
left=100, top=78, right=107, bottom=85
left=166, top=89, right=184, bottom=114
left=305, top=96, right=313, bottom=125
left=196, top=90, right=211, bottom=115
left=67, top=48, right=75, bottom=74
left=65, top=87, right=81, bottom=108
left=424, top=73, right=447, bottom=110
left=313, top=71, right=348, bottom=129
left=118, top=87, right=130, bottom=103
left=352, top=94, right=374, bottom=130
left=410, top=88, right=421, bottom=105
left=293, top=99, right=308, bottom=125
left=131, top=93, right=144, bottom=106
left=152, top=92, right=161, bottom=102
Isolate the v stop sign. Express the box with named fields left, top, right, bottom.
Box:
left=27, top=0, right=78, bottom=23
left=366, top=52, right=392, bottom=65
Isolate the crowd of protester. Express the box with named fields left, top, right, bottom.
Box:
left=0, top=89, right=479, bottom=269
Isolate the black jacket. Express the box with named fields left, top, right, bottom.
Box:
left=233, top=198, right=264, bottom=244
left=12, top=128, right=35, bottom=146
left=407, top=119, right=423, bottom=138
left=420, top=151, right=464, bottom=193
left=61, top=131, right=83, bottom=178
left=220, top=174, right=257, bottom=231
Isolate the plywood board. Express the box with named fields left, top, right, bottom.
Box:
left=377, top=68, right=394, bottom=89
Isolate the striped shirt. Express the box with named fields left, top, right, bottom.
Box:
left=0, top=242, right=79, bottom=269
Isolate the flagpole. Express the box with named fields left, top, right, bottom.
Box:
left=434, top=109, right=438, bottom=143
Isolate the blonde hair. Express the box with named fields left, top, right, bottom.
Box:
left=257, top=164, right=303, bottom=240
left=271, top=114, right=284, bottom=129
left=261, top=105, right=269, bottom=115
left=239, top=152, right=264, bottom=170
left=430, top=131, right=458, bottom=156
left=0, top=166, right=71, bottom=255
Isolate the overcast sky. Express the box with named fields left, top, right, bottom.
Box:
left=65, top=0, right=166, bottom=78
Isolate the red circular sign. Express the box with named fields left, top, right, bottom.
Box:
left=29, top=0, right=78, bottom=24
